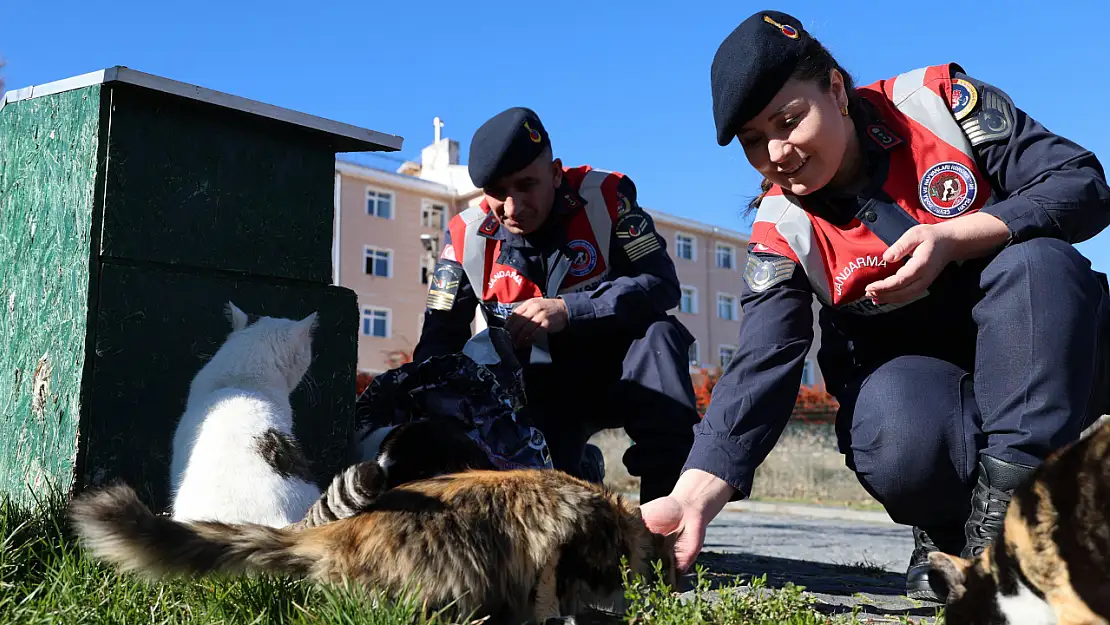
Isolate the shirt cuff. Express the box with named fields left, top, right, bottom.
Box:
left=980, top=197, right=1056, bottom=245
left=559, top=294, right=596, bottom=326
left=680, top=433, right=755, bottom=501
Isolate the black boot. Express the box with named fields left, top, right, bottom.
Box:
left=579, top=443, right=606, bottom=485
left=905, top=526, right=964, bottom=602
left=961, top=455, right=1037, bottom=559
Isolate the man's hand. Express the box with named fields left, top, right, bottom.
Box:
left=865, top=212, right=1011, bottom=305
left=504, top=297, right=569, bottom=347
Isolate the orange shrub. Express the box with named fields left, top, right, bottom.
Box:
left=690, top=366, right=839, bottom=423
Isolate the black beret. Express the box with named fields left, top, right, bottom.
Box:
left=468, top=107, right=551, bottom=189
left=711, top=10, right=810, bottom=146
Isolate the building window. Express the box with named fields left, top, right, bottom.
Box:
left=364, top=247, right=392, bottom=277
left=366, top=188, right=393, bottom=219
left=688, top=341, right=700, bottom=366
left=716, top=243, right=736, bottom=270
left=717, top=293, right=737, bottom=321
left=422, top=202, right=446, bottom=230
left=680, top=286, right=698, bottom=314
left=361, top=307, right=390, bottom=338
left=719, top=345, right=737, bottom=369
left=801, top=360, right=816, bottom=387
left=675, top=234, right=695, bottom=261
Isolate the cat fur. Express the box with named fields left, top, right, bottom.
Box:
left=70, top=466, right=678, bottom=625
left=169, top=301, right=321, bottom=528
left=930, top=417, right=1110, bottom=625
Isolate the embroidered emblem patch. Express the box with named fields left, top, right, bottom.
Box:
left=949, top=79, right=979, bottom=121
left=426, top=262, right=463, bottom=311
left=567, top=239, right=598, bottom=277
left=440, top=243, right=457, bottom=262
left=958, top=86, right=1013, bottom=147
left=762, top=15, right=799, bottom=39
left=919, top=161, right=977, bottom=218
left=866, top=124, right=903, bottom=149
left=616, top=193, right=633, bottom=217
left=744, top=254, right=796, bottom=292
left=524, top=121, right=542, bottom=143
left=478, top=214, right=500, bottom=236
left=616, top=213, right=661, bottom=261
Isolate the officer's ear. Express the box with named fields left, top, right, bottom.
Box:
left=551, top=157, right=563, bottom=187
left=829, top=68, right=848, bottom=111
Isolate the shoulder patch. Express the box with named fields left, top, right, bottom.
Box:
left=440, top=243, right=457, bottom=263
left=426, top=261, right=463, bottom=311
left=949, top=78, right=979, bottom=121
left=744, top=253, right=796, bottom=293
left=616, top=213, right=661, bottom=261
left=478, top=214, right=501, bottom=237
left=616, top=192, right=634, bottom=217
left=958, top=86, right=1013, bottom=146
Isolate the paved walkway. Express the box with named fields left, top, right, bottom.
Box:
left=683, top=505, right=943, bottom=623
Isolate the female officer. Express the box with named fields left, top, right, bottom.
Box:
left=640, top=9, right=1110, bottom=602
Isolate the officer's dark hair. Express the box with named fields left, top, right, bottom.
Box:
left=747, top=36, right=859, bottom=214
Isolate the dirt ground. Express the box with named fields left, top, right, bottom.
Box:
left=589, top=421, right=878, bottom=508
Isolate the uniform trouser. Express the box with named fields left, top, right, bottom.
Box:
left=831, top=238, right=1110, bottom=553
left=522, top=315, right=701, bottom=503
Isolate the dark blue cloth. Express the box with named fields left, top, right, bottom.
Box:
left=524, top=315, right=700, bottom=503
left=685, top=73, right=1110, bottom=508
left=354, top=335, right=554, bottom=472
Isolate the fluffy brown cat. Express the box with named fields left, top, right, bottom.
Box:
left=70, top=466, right=677, bottom=625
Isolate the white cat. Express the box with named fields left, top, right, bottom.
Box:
left=169, top=302, right=322, bottom=528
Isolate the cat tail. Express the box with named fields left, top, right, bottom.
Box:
left=70, top=482, right=323, bottom=579
left=296, top=460, right=387, bottom=529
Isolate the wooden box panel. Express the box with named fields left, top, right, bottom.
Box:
left=82, top=261, right=359, bottom=510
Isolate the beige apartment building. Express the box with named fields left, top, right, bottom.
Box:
left=333, top=121, right=825, bottom=389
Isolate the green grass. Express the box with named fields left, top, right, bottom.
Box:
left=0, top=490, right=935, bottom=625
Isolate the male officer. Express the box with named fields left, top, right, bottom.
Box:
left=413, top=106, right=700, bottom=502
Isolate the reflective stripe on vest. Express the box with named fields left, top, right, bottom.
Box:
left=753, top=194, right=833, bottom=304
left=755, top=66, right=972, bottom=305
left=459, top=206, right=488, bottom=305
left=576, top=169, right=614, bottom=271
left=889, top=67, right=975, bottom=160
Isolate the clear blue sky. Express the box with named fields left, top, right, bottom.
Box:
left=4, top=1, right=1108, bottom=272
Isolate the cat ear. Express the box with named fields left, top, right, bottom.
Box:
left=292, top=312, right=319, bottom=345
left=226, top=301, right=249, bottom=332
left=928, top=551, right=970, bottom=601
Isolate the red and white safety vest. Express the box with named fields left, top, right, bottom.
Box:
left=440, top=165, right=625, bottom=317
left=751, top=63, right=992, bottom=316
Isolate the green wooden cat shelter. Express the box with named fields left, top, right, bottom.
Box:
left=0, top=66, right=402, bottom=510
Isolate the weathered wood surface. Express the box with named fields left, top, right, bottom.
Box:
left=0, top=86, right=105, bottom=505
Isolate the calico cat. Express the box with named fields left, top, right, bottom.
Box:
left=168, top=302, right=321, bottom=528
left=299, top=419, right=495, bottom=529
left=70, top=467, right=677, bottom=625
left=929, top=416, right=1110, bottom=625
